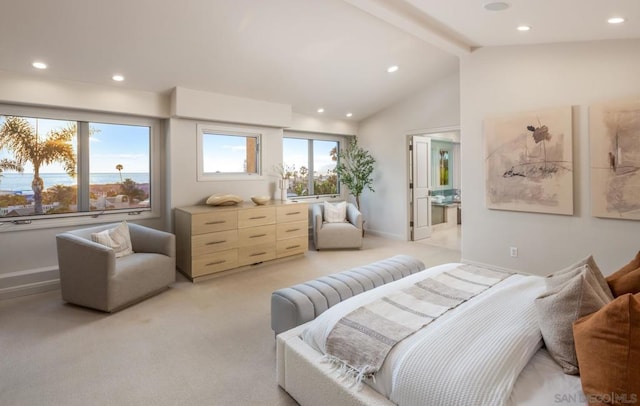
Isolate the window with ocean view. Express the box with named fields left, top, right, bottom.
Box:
left=282, top=133, right=343, bottom=198
left=0, top=112, right=152, bottom=222
left=196, top=123, right=261, bottom=181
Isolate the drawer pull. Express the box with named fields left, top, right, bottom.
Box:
left=206, top=240, right=227, bottom=245
left=286, top=228, right=300, bottom=232
left=250, top=252, right=267, bottom=257
left=249, top=215, right=267, bottom=220
left=250, top=233, right=267, bottom=238
left=286, top=211, right=301, bottom=215
left=206, top=260, right=226, bottom=266
left=205, top=220, right=226, bottom=225
left=286, top=245, right=301, bottom=250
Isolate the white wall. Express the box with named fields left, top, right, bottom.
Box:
left=290, top=113, right=357, bottom=136
left=0, top=71, right=169, bottom=117
left=357, top=71, right=460, bottom=239
left=460, top=39, right=640, bottom=276
left=168, top=118, right=283, bottom=210
left=171, top=87, right=292, bottom=128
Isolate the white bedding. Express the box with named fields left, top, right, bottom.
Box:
left=301, top=263, right=585, bottom=405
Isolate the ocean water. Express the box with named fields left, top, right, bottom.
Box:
left=0, top=172, right=149, bottom=191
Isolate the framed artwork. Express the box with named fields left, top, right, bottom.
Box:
left=590, top=98, right=640, bottom=220
left=484, top=107, right=573, bottom=215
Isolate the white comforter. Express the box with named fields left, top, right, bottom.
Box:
left=302, top=263, right=548, bottom=405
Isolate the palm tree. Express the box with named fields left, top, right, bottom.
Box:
left=0, top=116, right=76, bottom=214
left=0, top=158, right=24, bottom=182
left=116, top=164, right=124, bottom=182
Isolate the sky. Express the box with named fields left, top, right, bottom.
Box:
left=201, top=135, right=338, bottom=176
left=283, top=138, right=337, bottom=176
left=0, top=116, right=150, bottom=173
left=202, top=133, right=251, bottom=173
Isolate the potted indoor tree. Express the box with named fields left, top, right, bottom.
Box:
left=335, top=137, right=375, bottom=211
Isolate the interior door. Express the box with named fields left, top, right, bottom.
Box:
left=411, top=136, right=432, bottom=240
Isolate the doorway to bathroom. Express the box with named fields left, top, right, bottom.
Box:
left=408, top=129, right=461, bottom=248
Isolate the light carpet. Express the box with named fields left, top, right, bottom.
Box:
left=0, top=234, right=460, bottom=406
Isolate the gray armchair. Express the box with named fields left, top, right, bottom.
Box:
left=312, top=203, right=363, bottom=250
left=56, top=222, right=176, bottom=312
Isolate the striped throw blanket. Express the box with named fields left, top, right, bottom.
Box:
left=324, top=264, right=512, bottom=382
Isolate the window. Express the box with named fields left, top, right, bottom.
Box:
left=89, top=123, right=151, bottom=211
left=197, top=124, right=261, bottom=180
left=0, top=105, right=157, bottom=229
left=283, top=133, right=343, bottom=198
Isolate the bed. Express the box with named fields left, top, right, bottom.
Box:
left=276, top=262, right=587, bottom=406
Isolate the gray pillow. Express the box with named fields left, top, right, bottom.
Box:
left=546, top=255, right=613, bottom=300
left=535, top=263, right=612, bottom=374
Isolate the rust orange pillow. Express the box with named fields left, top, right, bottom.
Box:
left=606, top=251, right=640, bottom=297
left=573, top=293, right=640, bottom=405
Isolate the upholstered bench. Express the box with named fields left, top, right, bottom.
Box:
left=270, top=255, right=426, bottom=335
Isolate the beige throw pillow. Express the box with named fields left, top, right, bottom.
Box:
left=324, top=201, right=347, bottom=223
left=548, top=255, right=614, bottom=300
left=535, top=261, right=612, bottom=374
left=91, top=221, right=134, bottom=258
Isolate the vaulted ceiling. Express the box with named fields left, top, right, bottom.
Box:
left=0, top=0, right=638, bottom=121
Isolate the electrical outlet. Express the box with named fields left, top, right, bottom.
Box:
left=510, top=247, right=518, bottom=257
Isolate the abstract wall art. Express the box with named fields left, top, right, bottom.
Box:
left=484, top=107, right=573, bottom=215
left=590, top=98, right=640, bottom=220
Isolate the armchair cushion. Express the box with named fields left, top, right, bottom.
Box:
left=90, top=221, right=134, bottom=258
left=324, top=201, right=346, bottom=223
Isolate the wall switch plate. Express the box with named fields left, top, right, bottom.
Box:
left=510, top=247, right=518, bottom=257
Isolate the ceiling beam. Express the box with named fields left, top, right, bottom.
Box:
left=343, top=0, right=474, bottom=57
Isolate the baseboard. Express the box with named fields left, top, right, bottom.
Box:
left=460, top=258, right=526, bottom=275
left=0, top=266, right=60, bottom=301
left=364, top=229, right=405, bottom=241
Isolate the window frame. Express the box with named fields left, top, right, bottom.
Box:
left=282, top=131, right=347, bottom=201
left=196, top=123, right=263, bottom=181
left=0, top=104, right=161, bottom=233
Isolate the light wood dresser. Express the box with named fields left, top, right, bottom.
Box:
left=175, top=201, right=308, bottom=281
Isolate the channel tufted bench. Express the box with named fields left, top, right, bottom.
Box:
left=271, top=255, right=426, bottom=335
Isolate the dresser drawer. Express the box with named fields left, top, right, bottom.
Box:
left=191, top=211, right=237, bottom=235
left=192, top=249, right=238, bottom=277
left=192, top=230, right=238, bottom=256
left=238, top=243, right=276, bottom=266
left=276, top=204, right=307, bottom=223
left=276, top=236, right=308, bottom=258
left=238, top=207, right=276, bottom=228
left=276, top=220, right=308, bottom=240
left=238, top=224, right=276, bottom=247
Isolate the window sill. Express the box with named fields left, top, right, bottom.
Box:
left=0, top=209, right=158, bottom=233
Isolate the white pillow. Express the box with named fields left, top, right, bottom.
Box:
left=324, top=201, right=347, bottom=223
left=91, top=221, right=134, bottom=258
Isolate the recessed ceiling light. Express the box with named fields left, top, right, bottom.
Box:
left=608, top=17, right=625, bottom=24
left=346, top=113, right=353, bottom=118
left=32, top=62, right=47, bottom=70
left=112, top=74, right=125, bottom=82
left=317, top=108, right=324, bottom=113
left=483, top=2, right=510, bottom=11
left=517, top=25, right=531, bottom=31
left=387, top=65, right=399, bottom=73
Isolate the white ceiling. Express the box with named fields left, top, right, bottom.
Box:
left=0, top=0, right=638, bottom=121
